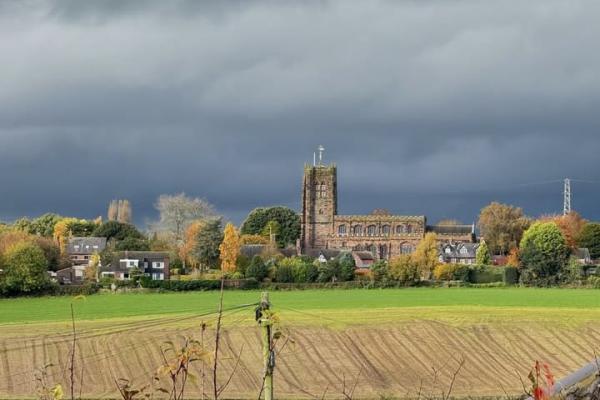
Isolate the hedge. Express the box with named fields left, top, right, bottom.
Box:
left=468, top=266, right=504, bottom=284
left=503, top=266, right=519, bottom=285
left=138, top=278, right=259, bottom=291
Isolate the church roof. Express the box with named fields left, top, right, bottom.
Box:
left=427, top=224, right=474, bottom=235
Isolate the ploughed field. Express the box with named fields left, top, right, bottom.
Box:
left=1, top=288, right=600, bottom=398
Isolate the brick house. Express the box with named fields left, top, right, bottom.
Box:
left=99, top=251, right=170, bottom=281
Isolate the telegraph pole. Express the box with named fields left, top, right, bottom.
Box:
left=257, top=292, right=274, bottom=400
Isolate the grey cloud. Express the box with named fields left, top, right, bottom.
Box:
left=0, top=0, right=599, bottom=226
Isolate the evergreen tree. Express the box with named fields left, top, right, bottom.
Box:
left=476, top=241, right=491, bottom=265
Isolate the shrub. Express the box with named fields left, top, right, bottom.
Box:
left=245, top=256, right=268, bottom=281
left=370, top=261, right=388, bottom=282
left=519, top=221, right=569, bottom=284
left=275, top=264, right=293, bottom=283
left=503, top=266, right=519, bottom=285
left=433, top=264, right=470, bottom=281
left=388, top=255, right=419, bottom=284
left=468, top=265, right=504, bottom=284
left=587, top=276, right=600, bottom=288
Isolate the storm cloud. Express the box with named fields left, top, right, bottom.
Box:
left=1, top=0, right=600, bottom=226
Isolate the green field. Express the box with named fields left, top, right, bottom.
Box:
left=2, top=288, right=600, bottom=398
left=1, top=287, right=600, bottom=325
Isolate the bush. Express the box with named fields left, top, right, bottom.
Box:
left=245, top=256, right=268, bottom=281
left=1, top=241, right=50, bottom=295
left=139, top=279, right=259, bottom=291
left=587, top=276, right=600, bottom=288
left=519, top=221, right=569, bottom=283
left=468, top=265, right=504, bottom=284
left=370, top=261, right=388, bottom=283
left=275, top=264, right=294, bottom=283
left=388, top=255, right=419, bottom=284
left=503, top=266, right=519, bottom=285
left=433, top=264, right=470, bottom=281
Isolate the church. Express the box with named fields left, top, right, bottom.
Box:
left=299, top=148, right=475, bottom=261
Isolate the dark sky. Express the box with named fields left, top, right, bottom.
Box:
left=1, top=0, right=600, bottom=227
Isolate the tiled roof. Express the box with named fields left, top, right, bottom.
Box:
left=67, top=237, right=107, bottom=254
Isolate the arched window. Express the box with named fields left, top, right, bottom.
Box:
left=353, top=225, right=363, bottom=236
left=396, top=225, right=404, bottom=234
left=366, top=244, right=376, bottom=255
left=406, top=224, right=413, bottom=234
left=367, top=225, right=376, bottom=236
left=381, top=225, right=390, bottom=235
left=338, top=225, right=347, bottom=236
left=400, top=243, right=414, bottom=254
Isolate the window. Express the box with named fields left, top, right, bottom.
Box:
left=74, top=245, right=80, bottom=250
left=406, top=225, right=413, bottom=234
left=380, top=245, right=388, bottom=259
left=84, top=255, right=89, bottom=260
left=460, top=247, right=468, bottom=255
left=396, top=225, right=404, bottom=234
left=101, top=272, right=115, bottom=278
left=152, top=272, right=164, bottom=280
left=400, top=243, right=414, bottom=254
left=93, top=245, right=99, bottom=249
left=382, top=225, right=390, bottom=235
left=366, top=244, right=376, bottom=255
left=121, top=259, right=139, bottom=268
left=316, top=182, right=327, bottom=198
left=445, top=247, right=452, bottom=254
left=367, top=225, right=376, bottom=236
left=352, top=225, right=363, bottom=236
left=338, top=225, right=347, bottom=235
left=153, top=261, right=165, bottom=269
left=75, top=270, right=83, bottom=277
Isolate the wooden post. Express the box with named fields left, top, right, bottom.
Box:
left=258, top=292, right=273, bottom=400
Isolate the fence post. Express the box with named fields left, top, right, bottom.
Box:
left=258, top=292, right=274, bottom=400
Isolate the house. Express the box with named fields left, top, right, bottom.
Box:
left=439, top=243, right=479, bottom=265
left=574, top=248, right=592, bottom=265
left=99, top=251, right=170, bottom=281
left=352, top=251, right=375, bottom=269
left=67, top=237, right=107, bottom=266
left=56, top=265, right=87, bottom=284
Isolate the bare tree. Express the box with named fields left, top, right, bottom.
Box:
left=152, top=193, right=218, bottom=244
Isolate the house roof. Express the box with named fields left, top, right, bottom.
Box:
left=68, top=237, right=107, bottom=254
left=114, top=251, right=170, bottom=260
left=574, top=248, right=591, bottom=260
left=353, top=251, right=375, bottom=261
left=440, top=243, right=479, bottom=259
left=304, top=249, right=342, bottom=259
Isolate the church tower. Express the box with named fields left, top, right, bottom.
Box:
left=301, top=146, right=337, bottom=252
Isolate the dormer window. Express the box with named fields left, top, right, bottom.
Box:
left=460, top=247, right=468, bottom=255
left=445, top=247, right=452, bottom=254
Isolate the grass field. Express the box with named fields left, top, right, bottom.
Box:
left=1, top=287, right=600, bottom=398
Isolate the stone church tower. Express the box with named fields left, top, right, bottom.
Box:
left=300, top=162, right=337, bottom=251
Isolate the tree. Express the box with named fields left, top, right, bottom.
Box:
left=193, top=219, right=223, bottom=270
left=114, top=237, right=150, bottom=251
left=412, top=232, right=439, bottom=279
left=240, top=234, right=269, bottom=245
left=1, top=241, right=49, bottom=294
left=261, top=220, right=281, bottom=243
left=540, top=212, right=587, bottom=249
left=180, top=221, right=204, bottom=269
left=219, top=223, right=240, bottom=273
left=30, top=213, right=62, bottom=237
left=241, top=207, right=301, bottom=248
left=118, top=200, right=132, bottom=224
left=578, top=223, right=600, bottom=260
left=108, top=200, right=119, bottom=221
left=478, top=202, right=531, bottom=255
left=92, top=221, right=145, bottom=241
left=53, top=219, right=72, bottom=256
left=506, top=247, right=520, bottom=267
left=153, top=193, right=217, bottom=244
left=85, top=253, right=101, bottom=281
left=476, top=241, right=491, bottom=265
left=245, top=256, right=268, bottom=281
left=519, top=221, right=569, bottom=283
left=337, top=252, right=356, bottom=281
left=388, top=255, right=419, bottom=284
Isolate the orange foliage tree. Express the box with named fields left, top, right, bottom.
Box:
left=540, top=212, right=587, bottom=249
left=219, top=223, right=240, bottom=273
left=179, top=221, right=204, bottom=270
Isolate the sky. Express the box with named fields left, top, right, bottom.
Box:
left=1, top=0, right=600, bottom=227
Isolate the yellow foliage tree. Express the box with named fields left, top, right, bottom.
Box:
left=412, top=232, right=439, bottom=279
left=53, top=218, right=75, bottom=256
left=85, top=253, right=101, bottom=281
left=179, top=221, right=204, bottom=270
left=219, top=223, right=240, bottom=273
left=240, top=234, right=269, bottom=245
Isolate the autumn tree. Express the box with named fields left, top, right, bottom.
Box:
left=108, top=200, right=119, bottom=221
left=1, top=241, right=49, bottom=294
left=219, top=223, right=240, bottom=273
left=152, top=193, right=217, bottom=244
left=239, top=234, right=269, bottom=245
left=478, top=202, right=531, bottom=255
left=412, top=232, right=439, bottom=279
left=179, top=221, right=204, bottom=270
left=85, top=253, right=101, bottom=281
left=118, top=200, right=132, bottom=224
left=540, top=212, right=587, bottom=249
left=53, top=218, right=74, bottom=256
left=506, top=247, right=520, bottom=267
left=388, top=255, right=419, bottom=284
